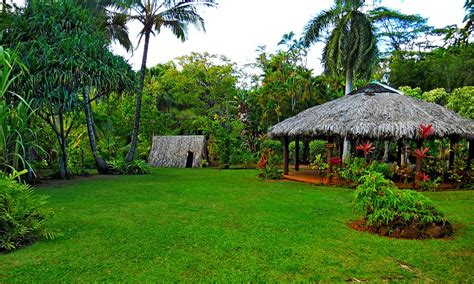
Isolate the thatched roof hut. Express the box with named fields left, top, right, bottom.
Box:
left=148, top=135, right=207, bottom=168
left=269, top=83, right=474, bottom=140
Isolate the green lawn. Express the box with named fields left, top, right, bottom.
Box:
left=1, top=168, right=473, bottom=282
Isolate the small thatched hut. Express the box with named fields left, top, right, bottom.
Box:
left=268, top=83, right=474, bottom=174
left=148, top=135, right=207, bottom=168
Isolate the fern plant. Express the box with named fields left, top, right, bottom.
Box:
left=0, top=170, right=58, bottom=252
left=108, top=158, right=150, bottom=175
left=353, top=170, right=447, bottom=229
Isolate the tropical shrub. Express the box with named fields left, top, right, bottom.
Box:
left=0, top=46, right=39, bottom=178
left=309, top=140, right=327, bottom=161
left=108, top=158, right=150, bottom=175
left=339, top=157, right=367, bottom=182
left=447, top=86, right=474, bottom=119
left=310, top=154, right=328, bottom=183
left=353, top=171, right=450, bottom=238
left=419, top=176, right=442, bottom=191
left=258, top=148, right=282, bottom=180
left=0, top=170, right=58, bottom=252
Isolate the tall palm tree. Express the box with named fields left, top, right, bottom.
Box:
left=303, top=0, right=377, bottom=161
left=77, top=0, right=134, bottom=173
left=80, top=0, right=133, bottom=51
left=124, top=0, right=216, bottom=162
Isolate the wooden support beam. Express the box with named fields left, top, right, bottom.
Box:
left=326, top=137, right=334, bottom=176
left=397, top=139, right=403, bottom=168
left=283, top=136, right=289, bottom=175
left=468, top=139, right=473, bottom=170
left=295, top=136, right=300, bottom=171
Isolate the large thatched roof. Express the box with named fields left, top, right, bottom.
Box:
left=148, top=135, right=207, bottom=168
left=269, top=83, right=474, bottom=140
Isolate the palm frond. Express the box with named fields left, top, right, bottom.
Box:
left=303, top=7, right=340, bottom=46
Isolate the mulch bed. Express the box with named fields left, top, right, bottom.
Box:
left=348, top=219, right=454, bottom=239
left=33, top=174, right=118, bottom=189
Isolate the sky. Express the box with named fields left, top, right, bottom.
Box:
left=11, top=0, right=467, bottom=74
left=111, top=0, right=467, bottom=74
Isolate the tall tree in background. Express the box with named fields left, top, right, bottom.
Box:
left=78, top=0, right=135, bottom=173
left=369, top=7, right=431, bottom=53
left=303, top=0, right=377, bottom=161
left=78, top=0, right=133, bottom=52
left=3, top=0, right=134, bottom=178
left=461, top=0, right=473, bottom=42
left=124, top=0, right=217, bottom=163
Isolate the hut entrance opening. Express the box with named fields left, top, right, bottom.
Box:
left=186, top=151, right=194, bottom=168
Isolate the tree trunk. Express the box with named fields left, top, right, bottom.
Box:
left=83, top=88, right=109, bottom=174
left=125, top=31, right=151, bottom=163
left=58, top=110, right=69, bottom=179
left=383, top=141, right=389, bottom=162
left=342, top=68, right=353, bottom=163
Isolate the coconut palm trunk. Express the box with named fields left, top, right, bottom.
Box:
left=342, top=68, right=354, bottom=162
left=83, top=88, right=109, bottom=173
left=125, top=31, right=150, bottom=163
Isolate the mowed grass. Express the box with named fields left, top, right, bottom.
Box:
left=1, top=169, right=473, bottom=282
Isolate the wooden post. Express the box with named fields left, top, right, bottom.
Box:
left=468, top=139, right=473, bottom=170
left=397, top=139, right=403, bottom=168
left=449, top=136, right=459, bottom=169
left=383, top=141, right=389, bottom=162
left=283, top=136, right=289, bottom=175
left=326, top=137, right=334, bottom=177
left=295, top=136, right=300, bottom=171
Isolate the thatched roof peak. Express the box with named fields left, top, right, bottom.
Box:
left=348, top=82, right=402, bottom=96
left=269, top=83, right=474, bottom=140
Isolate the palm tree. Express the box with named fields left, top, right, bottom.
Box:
left=303, top=0, right=377, bottom=161
left=124, top=0, right=217, bottom=163
left=80, top=0, right=133, bottom=51
left=77, top=0, right=135, bottom=173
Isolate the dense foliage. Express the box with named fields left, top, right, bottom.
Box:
left=353, top=170, right=448, bottom=233
left=2, top=0, right=134, bottom=178
left=0, top=0, right=472, bottom=179
left=389, top=45, right=474, bottom=91
left=0, top=170, right=57, bottom=252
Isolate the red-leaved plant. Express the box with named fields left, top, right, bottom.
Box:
left=356, top=142, right=375, bottom=159
left=419, top=123, right=434, bottom=139
left=258, top=150, right=269, bottom=169
left=414, top=147, right=431, bottom=159
left=417, top=172, right=430, bottom=182
left=414, top=124, right=435, bottom=184
left=329, top=157, right=342, bottom=165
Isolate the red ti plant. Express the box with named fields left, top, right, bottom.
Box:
left=419, top=123, right=434, bottom=139
left=415, top=123, right=435, bottom=184
left=417, top=172, right=430, bottom=182
left=414, top=147, right=431, bottom=159
left=329, top=157, right=342, bottom=165
left=356, top=142, right=375, bottom=159
left=258, top=150, right=268, bottom=169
